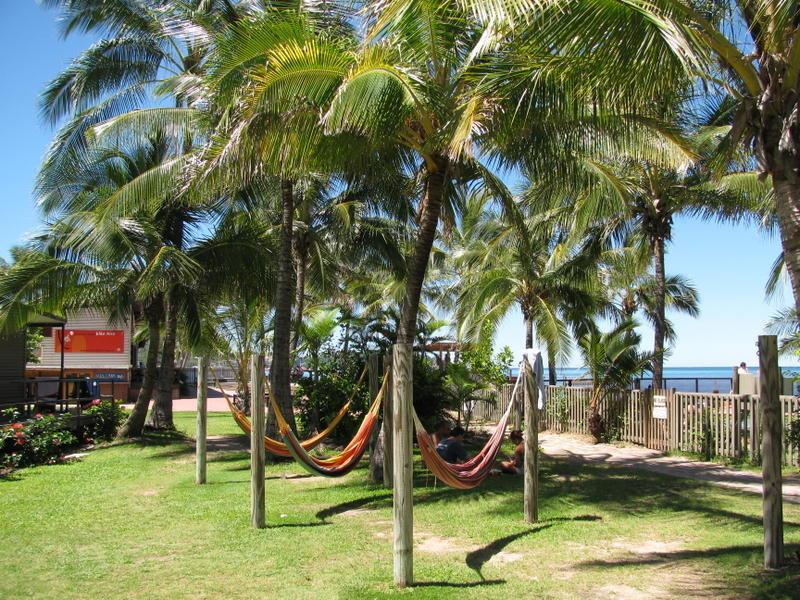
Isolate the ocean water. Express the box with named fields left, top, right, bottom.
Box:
left=508, top=366, right=800, bottom=394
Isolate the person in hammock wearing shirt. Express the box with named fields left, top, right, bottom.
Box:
left=435, top=425, right=468, bottom=464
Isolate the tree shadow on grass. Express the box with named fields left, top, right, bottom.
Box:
left=573, top=543, right=800, bottom=599
left=267, top=521, right=331, bottom=529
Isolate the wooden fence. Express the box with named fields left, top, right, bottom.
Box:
left=538, top=386, right=800, bottom=467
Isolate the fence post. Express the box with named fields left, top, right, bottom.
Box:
left=383, top=352, right=394, bottom=489
left=392, top=343, right=413, bottom=587
left=733, top=394, right=742, bottom=458
left=732, top=366, right=740, bottom=394
left=523, top=358, right=539, bottom=524
left=758, top=335, right=784, bottom=569
left=250, top=354, right=266, bottom=529
left=196, top=356, right=209, bottom=485
left=644, top=389, right=653, bottom=448
left=750, top=395, right=761, bottom=464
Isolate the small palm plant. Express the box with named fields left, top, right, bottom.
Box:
left=578, top=320, right=655, bottom=442
left=443, top=362, right=495, bottom=434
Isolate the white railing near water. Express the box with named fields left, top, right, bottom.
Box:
left=473, top=383, right=800, bottom=467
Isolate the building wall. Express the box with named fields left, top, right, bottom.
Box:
left=28, top=309, right=132, bottom=370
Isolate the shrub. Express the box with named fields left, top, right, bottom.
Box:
left=82, top=400, right=127, bottom=441
left=1, top=413, right=78, bottom=469
left=296, top=353, right=369, bottom=445
left=787, top=411, right=800, bottom=467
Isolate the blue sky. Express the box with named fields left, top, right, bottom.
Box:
left=1, top=2, right=795, bottom=368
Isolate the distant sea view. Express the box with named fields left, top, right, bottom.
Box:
left=509, top=366, right=800, bottom=393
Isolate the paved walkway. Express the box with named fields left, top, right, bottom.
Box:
left=540, top=432, right=800, bottom=504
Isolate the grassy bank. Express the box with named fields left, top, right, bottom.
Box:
left=0, top=412, right=798, bottom=599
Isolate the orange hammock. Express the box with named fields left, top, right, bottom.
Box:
left=216, top=366, right=367, bottom=457
left=268, top=372, right=387, bottom=477
left=413, top=373, right=521, bottom=489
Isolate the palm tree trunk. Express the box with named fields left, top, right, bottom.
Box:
left=117, top=298, right=162, bottom=438
left=291, top=237, right=307, bottom=352
left=773, top=177, right=800, bottom=319
left=397, top=157, right=448, bottom=344
left=268, top=179, right=297, bottom=436
left=148, top=294, right=178, bottom=430
left=652, top=235, right=667, bottom=389
left=524, top=318, right=533, bottom=348
left=547, top=346, right=557, bottom=386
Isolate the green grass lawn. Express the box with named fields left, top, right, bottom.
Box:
left=1, top=412, right=798, bottom=599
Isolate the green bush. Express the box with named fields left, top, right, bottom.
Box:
left=296, top=354, right=370, bottom=445
left=1, top=412, right=78, bottom=469
left=787, top=412, right=800, bottom=467
left=83, top=400, right=127, bottom=441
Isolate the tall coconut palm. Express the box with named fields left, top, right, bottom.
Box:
left=462, top=0, right=800, bottom=343
left=453, top=192, right=603, bottom=384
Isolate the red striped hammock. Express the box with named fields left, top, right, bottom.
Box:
left=269, top=373, right=387, bottom=477
left=413, top=372, right=521, bottom=489
left=218, top=366, right=367, bottom=457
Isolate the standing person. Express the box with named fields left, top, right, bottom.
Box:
left=436, top=425, right=468, bottom=464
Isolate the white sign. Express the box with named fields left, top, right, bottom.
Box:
left=652, top=395, right=667, bottom=420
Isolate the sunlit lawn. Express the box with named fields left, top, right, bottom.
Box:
left=1, top=412, right=798, bottom=599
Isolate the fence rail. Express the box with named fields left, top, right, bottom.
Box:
left=472, top=383, right=800, bottom=467
left=539, top=386, right=800, bottom=467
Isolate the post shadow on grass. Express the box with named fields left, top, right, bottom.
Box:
left=412, top=579, right=505, bottom=588
left=315, top=492, right=393, bottom=521
left=466, top=524, right=553, bottom=578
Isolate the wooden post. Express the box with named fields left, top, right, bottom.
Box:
left=732, top=366, right=740, bottom=394
left=733, top=394, right=742, bottom=458
left=759, top=335, right=784, bottom=568
left=644, top=389, right=653, bottom=449
left=383, top=352, right=394, bottom=489
left=196, top=356, right=209, bottom=484
left=523, top=357, right=539, bottom=523
left=250, top=354, right=266, bottom=529
left=512, top=376, right=522, bottom=431
left=392, top=343, right=413, bottom=587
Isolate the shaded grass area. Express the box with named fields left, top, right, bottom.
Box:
left=0, top=412, right=798, bottom=599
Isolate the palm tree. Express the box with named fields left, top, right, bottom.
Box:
left=578, top=320, right=655, bottom=441
left=38, top=0, right=252, bottom=430
left=462, top=0, right=800, bottom=340
left=528, top=146, right=750, bottom=387
left=204, top=4, right=526, bottom=352
left=453, top=193, right=602, bottom=385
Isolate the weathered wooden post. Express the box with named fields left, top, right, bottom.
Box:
left=523, top=357, right=539, bottom=523
left=758, top=335, right=783, bottom=568
left=732, top=366, right=740, bottom=394
left=196, top=356, right=209, bottom=485
left=392, top=343, right=413, bottom=586
left=250, top=353, right=266, bottom=529
left=383, top=351, right=394, bottom=489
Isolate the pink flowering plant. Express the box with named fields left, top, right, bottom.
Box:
left=1, top=412, right=77, bottom=469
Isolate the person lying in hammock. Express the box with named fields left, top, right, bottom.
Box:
left=435, top=425, right=468, bottom=464
left=495, top=430, right=524, bottom=475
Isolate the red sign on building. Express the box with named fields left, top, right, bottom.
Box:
left=55, top=330, right=125, bottom=353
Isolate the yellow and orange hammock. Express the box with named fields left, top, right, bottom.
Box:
left=412, top=371, right=521, bottom=490
left=219, top=366, right=368, bottom=458
left=268, top=373, right=387, bottom=477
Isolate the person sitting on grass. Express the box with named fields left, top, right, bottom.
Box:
left=436, top=425, right=468, bottom=464
left=496, top=430, right=524, bottom=475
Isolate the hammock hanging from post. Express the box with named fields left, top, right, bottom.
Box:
left=412, top=370, right=522, bottom=490
left=215, top=365, right=367, bottom=457
left=268, top=373, right=387, bottom=477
